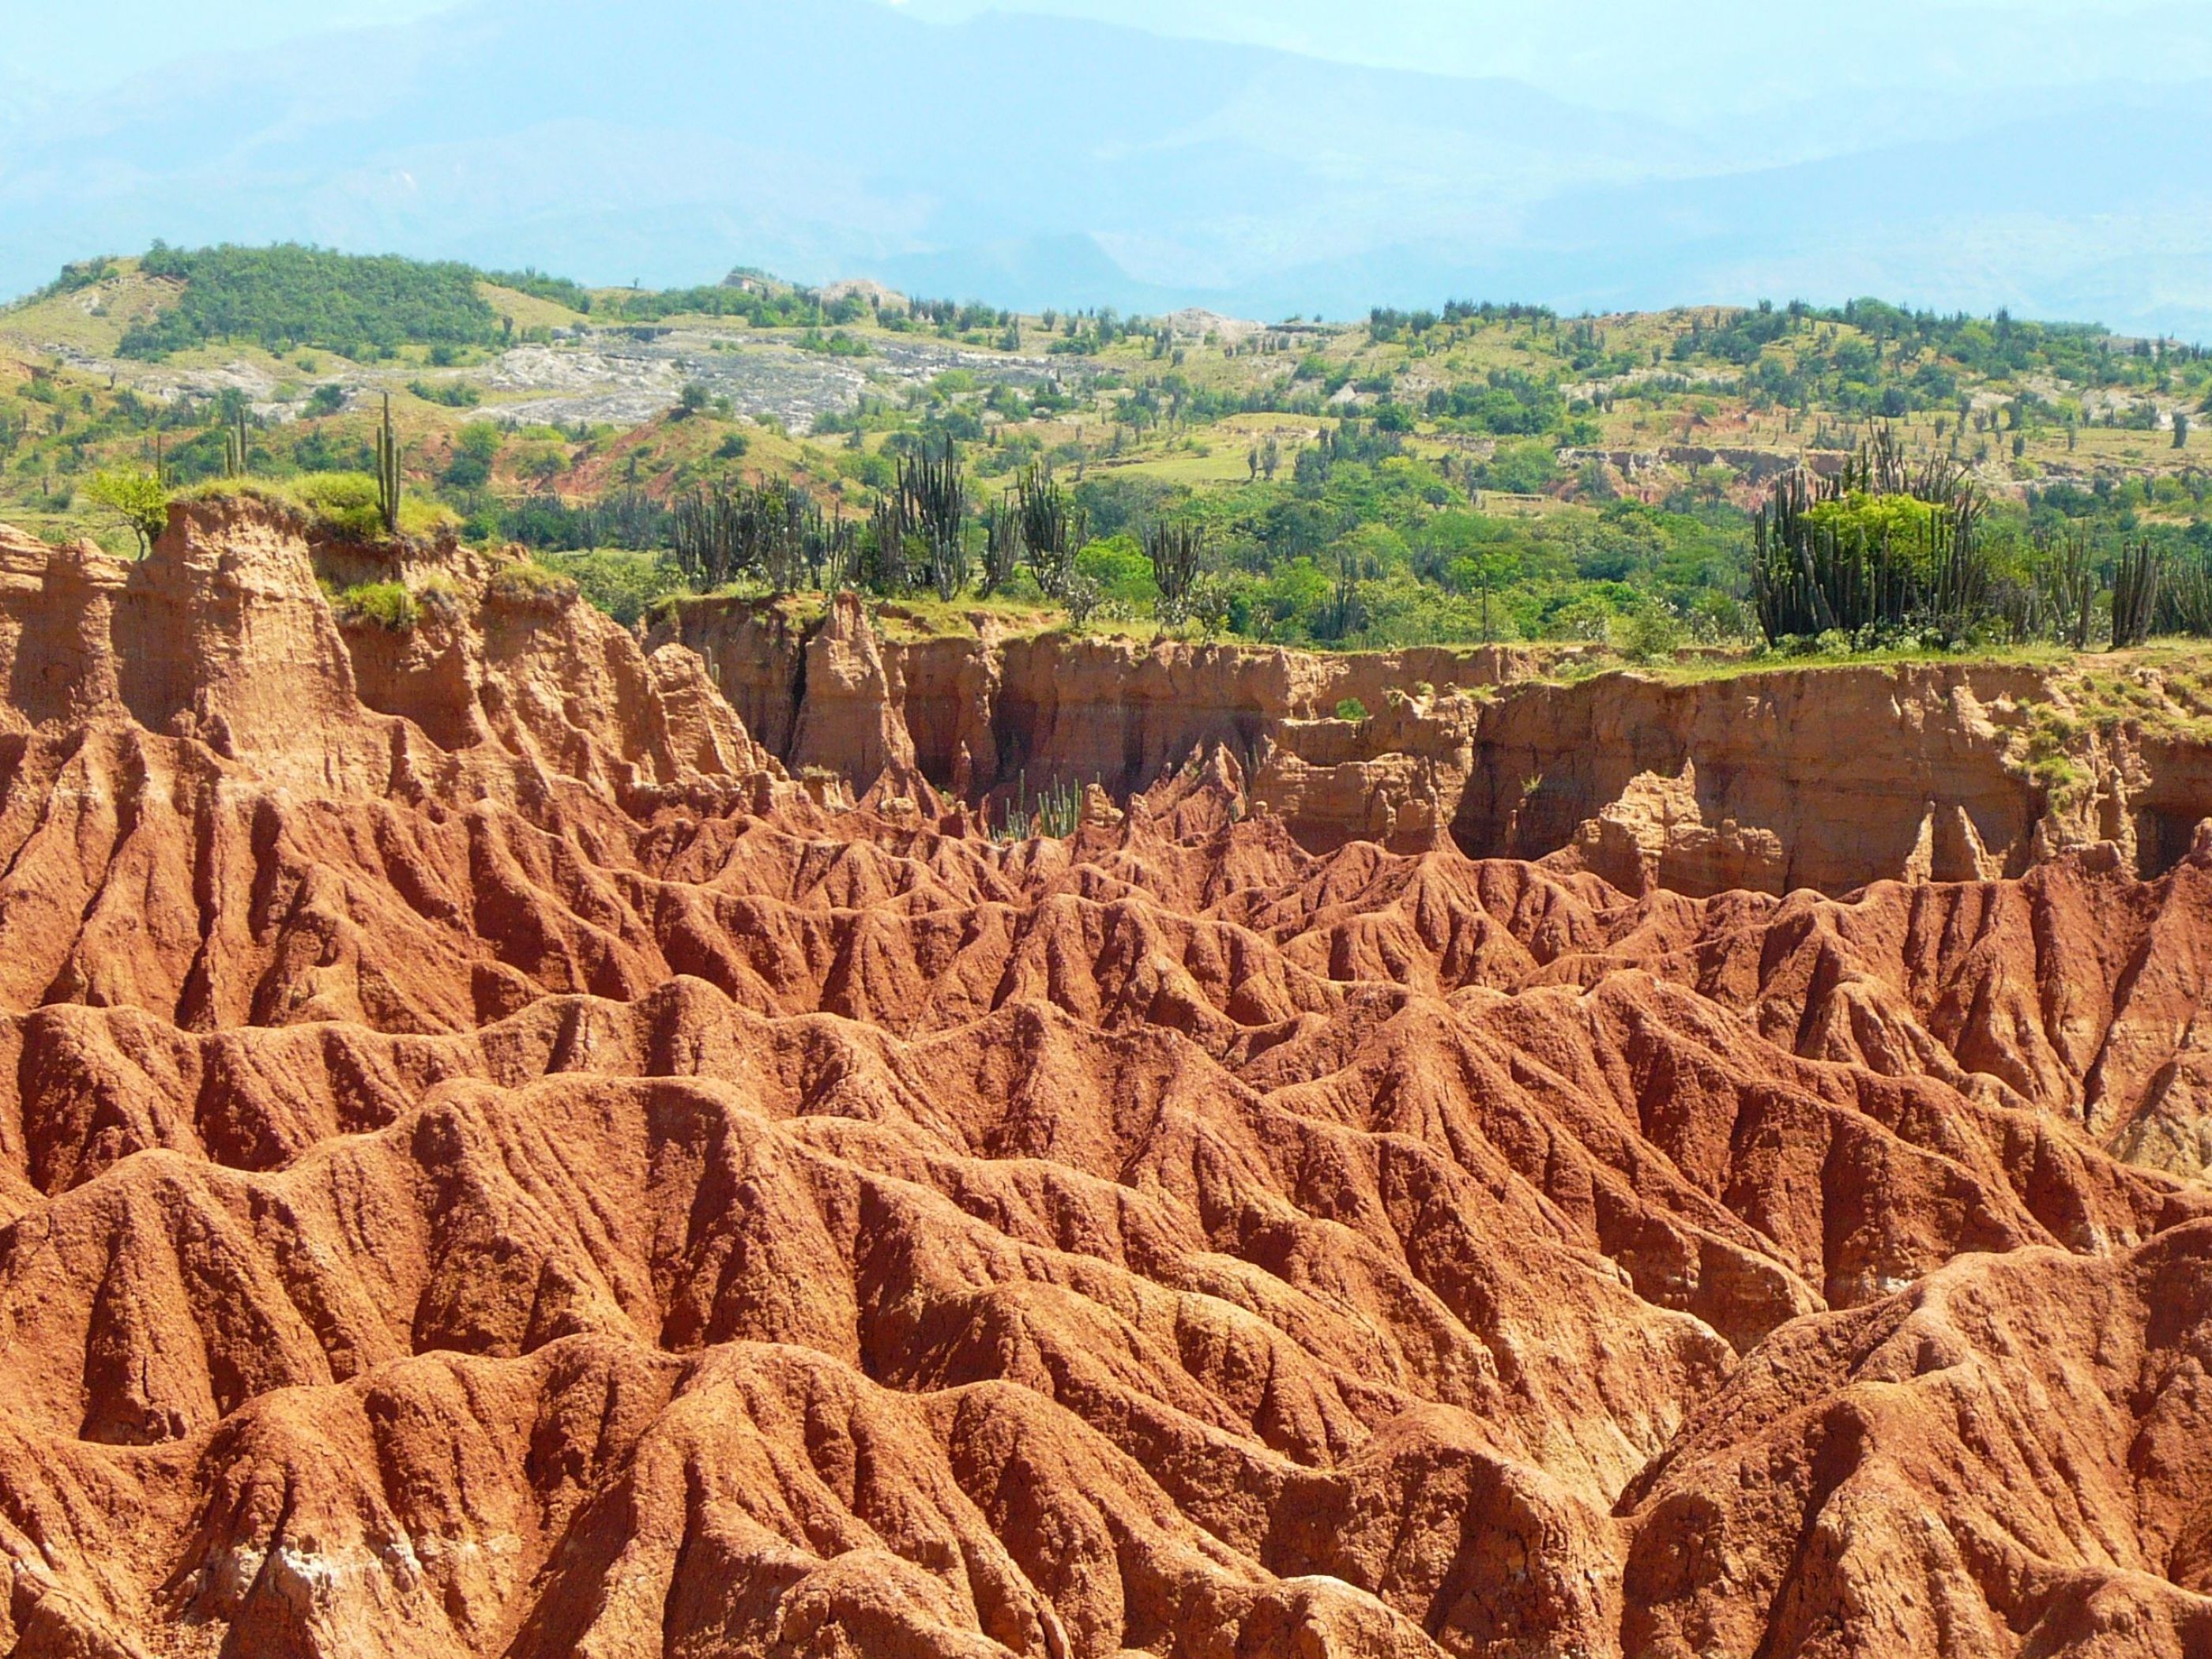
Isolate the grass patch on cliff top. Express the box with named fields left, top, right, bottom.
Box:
left=177, top=473, right=458, bottom=542
left=871, top=592, right=1063, bottom=642
left=1627, top=640, right=2078, bottom=686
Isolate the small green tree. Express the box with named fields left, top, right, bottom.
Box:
left=85, top=468, right=169, bottom=555
left=2176, top=411, right=2191, bottom=450
left=455, top=420, right=504, bottom=465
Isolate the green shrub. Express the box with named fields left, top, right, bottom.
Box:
left=1334, top=696, right=1370, bottom=721
left=1609, top=606, right=1686, bottom=664
left=337, top=581, right=417, bottom=630
left=283, top=472, right=456, bottom=542
left=292, top=471, right=384, bottom=539
left=407, top=378, right=481, bottom=408
left=535, top=548, right=686, bottom=626
left=1477, top=440, right=1563, bottom=495
left=1073, top=536, right=1159, bottom=608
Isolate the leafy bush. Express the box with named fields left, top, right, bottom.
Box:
left=1477, top=441, right=1563, bottom=495
left=1608, top=605, right=1686, bottom=663
left=291, top=472, right=386, bottom=540
left=85, top=468, right=169, bottom=553
left=408, top=378, right=482, bottom=408
left=1072, top=536, right=1159, bottom=608
left=534, top=549, right=686, bottom=626
left=1334, top=697, right=1370, bottom=720
left=1428, top=372, right=1564, bottom=435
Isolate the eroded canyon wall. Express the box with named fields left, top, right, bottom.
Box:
left=654, top=597, right=2211, bottom=894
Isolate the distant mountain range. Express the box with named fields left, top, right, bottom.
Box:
left=5, top=0, right=2212, bottom=334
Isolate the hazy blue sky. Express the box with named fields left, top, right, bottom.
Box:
left=10, top=0, right=2212, bottom=329
left=881, top=0, right=2212, bottom=121
left=11, top=0, right=2209, bottom=106
left=1, top=0, right=461, bottom=92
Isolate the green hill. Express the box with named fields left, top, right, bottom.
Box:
left=6, top=244, right=2211, bottom=663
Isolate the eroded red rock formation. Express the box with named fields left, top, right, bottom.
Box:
left=656, top=596, right=2212, bottom=893
left=1, top=502, right=2210, bottom=1656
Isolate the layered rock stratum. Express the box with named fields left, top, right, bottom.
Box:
left=4, top=501, right=2212, bottom=1657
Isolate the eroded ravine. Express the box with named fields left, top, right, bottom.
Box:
left=0, top=501, right=2209, bottom=1656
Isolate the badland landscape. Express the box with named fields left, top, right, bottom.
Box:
left=14, top=3, right=2212, bottom=1656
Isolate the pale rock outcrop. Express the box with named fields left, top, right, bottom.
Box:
left=1556, top=760, right=1789, bottom=896
left=789, top=591, right=921, bottom=797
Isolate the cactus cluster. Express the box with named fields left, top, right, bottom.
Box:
left=2112, top=538, right=2161, bottom=649
left=673, top=478, right=851, bottom=595
left=1998, top=531, right=2177, bottom=650
left=1751, top=427, right=1988, bottom=645
left=905, top=443, right=969, bottom=600
left=982, top=501, right=1021, bottom=597
left=993, top=770, right=1087, bottom=842
left=1016, top=465, right=1082, bottom=600
left=1145, top=521, right=1204, bottom=622
left=862, top=441, right=969, bottom=597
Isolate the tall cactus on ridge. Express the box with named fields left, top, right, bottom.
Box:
left=2113, top=537, right=2161, bottom=649
left=1016, top=464, right=1080, bottom=599
left=375, top=393, right=402, bottom=536
left=222, top=409, right=250, bottom=480
left=902, top=440, right=968, bottom=600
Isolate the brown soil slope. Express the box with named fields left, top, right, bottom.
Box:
left=2, top=503, right=2211, bottom=1657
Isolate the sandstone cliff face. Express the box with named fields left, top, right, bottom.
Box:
left=1465, top=661, right=2051, bottom=891
left=654, top=598, right=2212, bottom=897
left=657, top=600, right=1536, bottom=854
left=2, top=505, right=2212, bottom=1657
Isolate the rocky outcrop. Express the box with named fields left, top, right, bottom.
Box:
left=2, top=502, right=2212, bottom=1657
left=788, top=590, right=924, bottom=801
left=1556, top=759, right=1789, bottom=896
